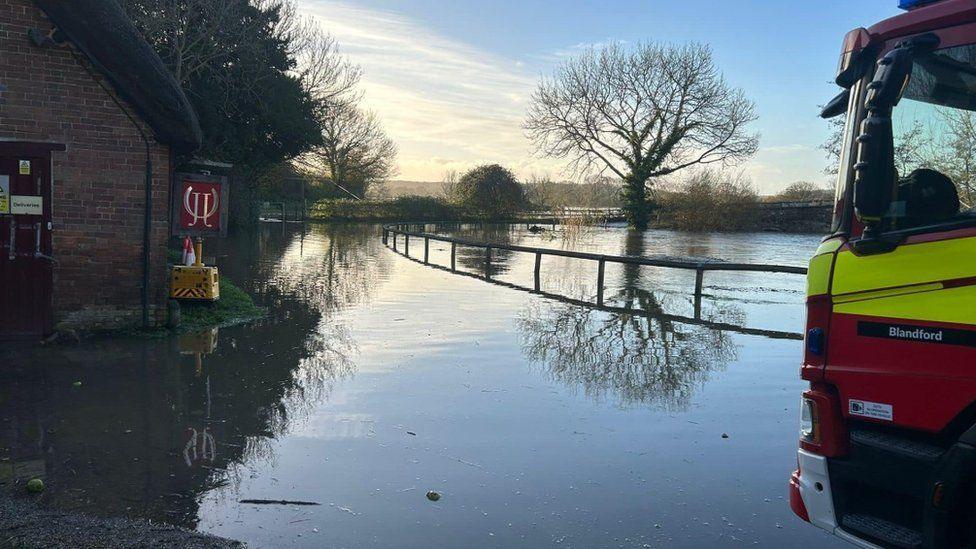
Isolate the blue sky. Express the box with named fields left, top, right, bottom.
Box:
left=299, top=0, right=900, bottom=193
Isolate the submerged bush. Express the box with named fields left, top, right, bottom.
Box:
left=455, top=164, right=526, bottom=218
left=657, top=170, right=759, bottom=231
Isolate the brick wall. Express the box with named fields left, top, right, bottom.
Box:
left=0, top=0, right=173, bottom=329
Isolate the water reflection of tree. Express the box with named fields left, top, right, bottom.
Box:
left=256, top=223, right=391, bottom=315
left=517, top=229, right=741, bottom=409
left=518, top=301, right=738, bottom=410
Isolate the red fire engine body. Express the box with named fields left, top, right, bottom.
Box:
left=790, top=1, right=976, bottom=547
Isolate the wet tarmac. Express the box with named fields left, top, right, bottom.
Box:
left=0, top=223, right=844, bottom=547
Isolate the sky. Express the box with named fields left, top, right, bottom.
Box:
left=298, top=0, right=900, bottom=194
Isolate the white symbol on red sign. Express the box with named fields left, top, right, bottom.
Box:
left=183, top=185, right=219, bottom=228
left=183, top=426, right=216, bottom=467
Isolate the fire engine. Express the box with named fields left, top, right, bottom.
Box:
left=789, top=0, right=976, bottom=547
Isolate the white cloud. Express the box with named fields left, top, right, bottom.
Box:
left=297, top=2, right=822, bottom=190
left=299, top=0, right=566, bottom=181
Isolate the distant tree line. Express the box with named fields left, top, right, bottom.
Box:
left=768, top=181, right=833, bottom=203
left=121, top=0, right=397, bottom=228
left=522, top=175, right=622, bottom=211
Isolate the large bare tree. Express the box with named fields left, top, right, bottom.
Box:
left=304, top=102, right=398, bottom=199
left=524, top=42, right=759, bottom=229
left=289, top=19, right=363, bottom=112
left=122, top=0, right=360, bottom=106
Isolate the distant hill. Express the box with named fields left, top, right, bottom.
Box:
left=381, top=180, right=444, bottom=198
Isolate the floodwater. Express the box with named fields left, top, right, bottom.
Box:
left=0, top=223, right=845, bottom=548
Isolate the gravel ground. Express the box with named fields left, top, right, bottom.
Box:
left=0, top=489, right=241, bottom=549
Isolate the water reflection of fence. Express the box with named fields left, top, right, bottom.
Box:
left=382, top=223, right=807, bottom=340
left=522, top=207, right=626, bottom=222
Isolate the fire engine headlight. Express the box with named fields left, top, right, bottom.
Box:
left=800, top=397, right=820, bottom=444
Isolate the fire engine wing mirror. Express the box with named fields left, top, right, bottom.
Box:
left=820, top=89, right=849, bottom=119
left=865, top=46, right=915, bottom=110
left=852, top=45, right=918, bottom=240
left=852, top=34, right=939, bottom=250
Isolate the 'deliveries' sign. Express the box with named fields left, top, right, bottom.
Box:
left=10, top=195, right=43, bottom=215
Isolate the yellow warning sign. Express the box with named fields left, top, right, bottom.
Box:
left=18, top=160, right=30, bottom=175
left=0, top=175, right=8, bottom=214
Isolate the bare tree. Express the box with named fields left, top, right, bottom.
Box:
left=289, top=21, right=363, bottom=111
left=819, top=109, right=848, bottom=177
left=439, top=170, right=460, bottom=202
left=524, top=42, right=758, bottom=230
left=305, top=103, right=398, bottom=199
left=123, top=0, right=361, bottom=113
left=122, top=0, right=269, bottom=85
left=936, top=110, right=976, bottom=207
left=522, top=174, right=563, bottom=211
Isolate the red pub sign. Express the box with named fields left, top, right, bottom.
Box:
left=172, top=173, right=229, bottom=237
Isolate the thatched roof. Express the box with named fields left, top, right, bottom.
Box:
left=32, top=0, right=202, bottom=152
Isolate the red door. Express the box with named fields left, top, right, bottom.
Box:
left=0, top=144, right=59, bottom=339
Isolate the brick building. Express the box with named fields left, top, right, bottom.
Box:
left=0, top=0, right=201, bottom=338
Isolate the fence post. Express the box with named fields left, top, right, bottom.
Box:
left=484, top=246, right=492, bottom=279
left=392, top=233, right=397, bottom=252
left=694, top=266, right=705, bottom=297
left=424, top=237, right=429, bottom=264
left=597, top=259, right=605, bottom=306
left=450, top=242, right=456, bottom=271
left=694, top=266, right=705, bottom=319
left=405, top=234, right=409, bottom=256
left=534, top=252, right=542, bottom=292
left=382, top=228, right=388, bottom=245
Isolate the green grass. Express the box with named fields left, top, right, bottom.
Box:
left=179, top=278, right=264, bottom=331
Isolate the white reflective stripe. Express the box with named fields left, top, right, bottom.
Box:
left=796, top=449, right=884, bottom=549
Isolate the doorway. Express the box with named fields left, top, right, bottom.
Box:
left=0, top=142, right=63, bottom=339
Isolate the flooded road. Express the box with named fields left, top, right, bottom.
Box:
left=0, top=223, right=844, bottom=547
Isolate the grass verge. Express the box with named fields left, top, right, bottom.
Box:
left=178, top=278, right=265, bottom=332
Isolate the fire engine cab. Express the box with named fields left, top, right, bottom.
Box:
left=789, top=0, right=976, bottom=547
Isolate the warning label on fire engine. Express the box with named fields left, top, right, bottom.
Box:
left=849, top=399, right=893, bottom=422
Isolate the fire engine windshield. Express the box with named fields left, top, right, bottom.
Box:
left=888, top=43, right=976, bottom=228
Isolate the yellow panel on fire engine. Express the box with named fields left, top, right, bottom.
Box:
left=833, top=284, right=976, bottom=326
left=831, top=236, right=976, bottom=296
left=170, top=265, right=220, bottom=301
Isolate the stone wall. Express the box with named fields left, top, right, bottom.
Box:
left=756, top=202, right=834, bottom=234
